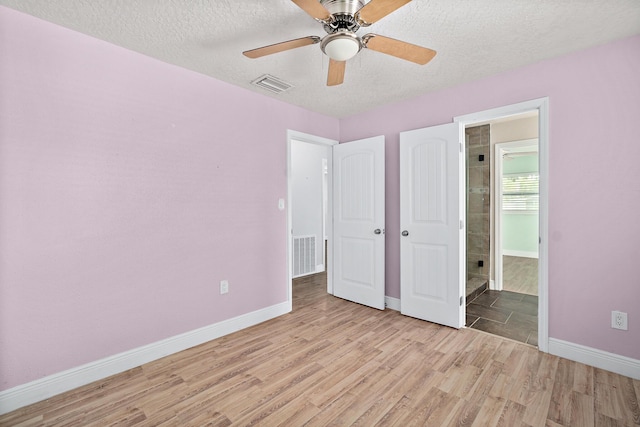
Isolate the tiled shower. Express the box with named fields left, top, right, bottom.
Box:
left=466, top=125, right=490, bottom=298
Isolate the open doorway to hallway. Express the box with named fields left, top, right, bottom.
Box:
left=464, top=111, right=540, bottom=346
left=288, top=132, right=335, bottom=306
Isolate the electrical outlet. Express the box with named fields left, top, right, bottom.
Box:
left=220, top=280, right=229, bottom=295
left=611, top=310, right=628, bottom=330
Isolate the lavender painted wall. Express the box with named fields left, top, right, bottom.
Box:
left=1, top=5, right=638, bottom=394
left=340, top=35, right=640, bottom=360
left=0, top=7, right=338, bottom=391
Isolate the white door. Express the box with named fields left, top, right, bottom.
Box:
left=333, top=136, right=385, bottom=310
left=400, top=123, right=464, bottom=328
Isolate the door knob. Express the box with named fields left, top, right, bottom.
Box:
left=374, top=229, right=382, bottom=234
left=402, top=230, right=409, bottom=236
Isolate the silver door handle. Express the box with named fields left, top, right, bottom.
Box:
left=374, top=229, right=382, bottom=234
left=402, top=230, right=409, bottom=236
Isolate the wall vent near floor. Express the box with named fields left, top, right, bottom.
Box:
left=251, top=74, right=293, bottom=94
left=293, top=235, right=316, bottom=278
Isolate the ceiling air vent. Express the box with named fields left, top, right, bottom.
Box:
left=251, top=74, right=293, bottom=94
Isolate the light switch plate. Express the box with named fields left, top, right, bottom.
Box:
left=220, top=280, right=229, bottom=295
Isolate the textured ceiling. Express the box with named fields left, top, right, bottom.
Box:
left=2, top=0, right=639, bottom=118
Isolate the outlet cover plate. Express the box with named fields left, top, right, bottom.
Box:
left=611, top=310, right=628, bottom=330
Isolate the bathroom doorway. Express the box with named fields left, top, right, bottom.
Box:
left=464, top=111, right=541, bottom=346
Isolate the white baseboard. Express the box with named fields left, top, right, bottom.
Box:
left=503, top=250, right=538, bottom=259
left=0, top=302, right=290, bottom=415
left=548, top=338, right=640, bottom=380
left=385, top=296, right=401, bottom=311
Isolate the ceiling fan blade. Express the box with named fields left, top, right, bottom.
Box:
left=356, top=0, right=411, bottom=25
left=243, top=36, right=321, bottom=59
left=363, top=34, right=436, bottom=65
left=327, top=59, right=346, bottom=86
left=291, top=0, right=332, bottom=21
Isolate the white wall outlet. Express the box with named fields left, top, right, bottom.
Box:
left=611, top=310, right=628, bottom=330
left=220, top=280, right=229, bottom=295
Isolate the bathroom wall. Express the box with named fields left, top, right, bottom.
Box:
left=466, top=125, right=490, bottom=284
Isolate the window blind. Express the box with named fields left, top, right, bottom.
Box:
left=502, top=173, right=539, bottom=211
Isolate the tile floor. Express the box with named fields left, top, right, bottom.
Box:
left=503, top=255, right=538, bottom=295
left=466, top=289, right=538, bottom=346
left=464, top=255, right=539, bottom=346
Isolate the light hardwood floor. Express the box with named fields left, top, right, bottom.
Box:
left=2, top=272, right=638, bottom=426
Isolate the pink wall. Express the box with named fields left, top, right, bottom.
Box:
left=340, top=35, right=640, bottom=360
left=0, top=7, right=338, bottom=391
left=1, top=5, right=638, bottom=393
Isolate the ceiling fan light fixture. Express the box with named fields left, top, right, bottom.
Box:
left=321, top=32, right=361, bottom=61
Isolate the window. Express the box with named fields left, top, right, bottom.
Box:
left=502, top=173, right=539, bottom=211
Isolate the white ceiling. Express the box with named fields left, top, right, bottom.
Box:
left=2, top=0, right=639, bottom=118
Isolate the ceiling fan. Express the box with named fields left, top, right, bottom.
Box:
left=243, top=0, right=436, bottom=86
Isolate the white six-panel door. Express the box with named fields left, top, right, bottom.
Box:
left=400, top=123, right=464, bottom=328
left=333, top=136, right=385, bottom=310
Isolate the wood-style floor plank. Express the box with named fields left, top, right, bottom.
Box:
left=1, top=271, right=639, bottom=426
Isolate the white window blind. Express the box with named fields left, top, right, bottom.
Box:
left=502, top=173, right=539, bottom=211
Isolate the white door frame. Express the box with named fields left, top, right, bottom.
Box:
left=454, top=97, right=550, bottom=353
left=287, top=130, right=338, bottom=311
left=494, top=139, right=539, bottom=292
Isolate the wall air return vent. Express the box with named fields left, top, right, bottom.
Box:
left=251, top=74, right=293, bottom=94
left=293, top=235, right=316, bottom=278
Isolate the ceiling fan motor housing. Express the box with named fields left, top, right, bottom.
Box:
left=320, top=0, right=365, bottom=16
left=320, top=0, right=365, bottom=33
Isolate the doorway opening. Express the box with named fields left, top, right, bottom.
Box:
left=287, top=131, right=337, bottom=310
left=288, top=132, right=387, bottom=311
left=495, top=138, right=539, bottom=296
left=461, top=110, right=543, bottom=347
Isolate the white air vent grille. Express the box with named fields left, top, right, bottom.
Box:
left=293, top=235, right=316, bottom=278
left=251, top=74, right=293, bottom=94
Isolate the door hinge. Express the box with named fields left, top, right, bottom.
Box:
left=460, top=143, right=463, bottom=153
left=460, top=296, right=464, bottom=306
left=460, top=220, right=464, bottom=230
